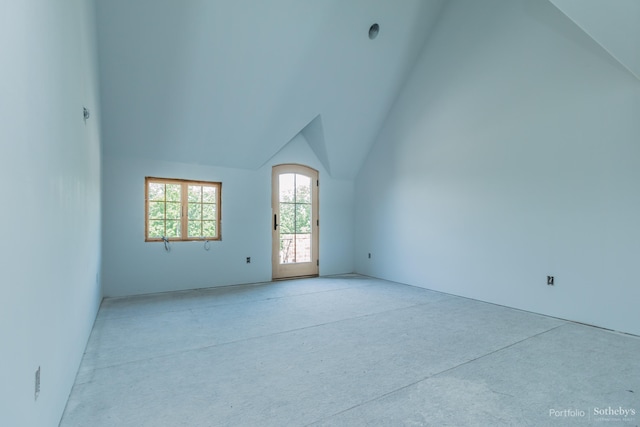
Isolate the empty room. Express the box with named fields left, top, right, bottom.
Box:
left=1, top=0, right=639, bottom=426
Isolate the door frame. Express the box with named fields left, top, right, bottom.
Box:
left=272, top=164, right=319, bottom=280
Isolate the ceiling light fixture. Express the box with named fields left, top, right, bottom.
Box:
left=369, top=23, right=379, bottom=40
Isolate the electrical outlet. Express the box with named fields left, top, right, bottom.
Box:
left=246, top=257, right=251, bottom=264
left=547, top=276, right=554, bottom=286
left=35, top=366, right=40, bottom=401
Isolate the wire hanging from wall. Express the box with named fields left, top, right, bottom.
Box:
left=162, top=236, right=171, bottom=252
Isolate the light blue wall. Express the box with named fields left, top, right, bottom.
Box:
left=0, top=1, right=102, bottom=425
left=102, top=134, right=354, bottom=297
left=355, top=0, right=640, bottom=336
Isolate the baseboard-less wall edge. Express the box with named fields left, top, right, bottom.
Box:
left=58, top=296, right=106, bottom=425
left=357, top=273, right=640, bottom=339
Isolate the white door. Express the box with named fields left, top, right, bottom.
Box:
left=272, top=164, right=319, bottom=279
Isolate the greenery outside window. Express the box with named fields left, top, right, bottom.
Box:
left=145, top=177, right=221, bottom=241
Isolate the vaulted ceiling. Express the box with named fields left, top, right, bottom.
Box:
left=96, top=0, right=446, bottom=178
left=549, top=0, right=640, bottom=80
left=96, top=0, right=639, bottom=179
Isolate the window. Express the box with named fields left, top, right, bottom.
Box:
left=145, top=177, right=221, bottom=241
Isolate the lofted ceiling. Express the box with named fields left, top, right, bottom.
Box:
left=96, top=0, right=446, bottom=178
left=549, top=0, right=640, bottom=81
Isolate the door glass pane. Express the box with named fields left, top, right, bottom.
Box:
left=295, top=204, right=311, bottom=233
left=279, top=174, right=295, bottom=203
left=295, top=234, right=311, bottom=262
left=279, top=203, right=295, bottom=234
left=278, top=171, right=314, bottom=265
left=280, top=234, right=295, bottom=263
left=296, top=174, right=311, bottom=203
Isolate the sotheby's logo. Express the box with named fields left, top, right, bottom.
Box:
left=593, top=407, right=636, bottom=417
left=550, top=406, right=636, bottom=423
left=592, top=406, right=636, bottom=422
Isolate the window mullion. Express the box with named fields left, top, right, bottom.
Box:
left=163, top=184, right=168, bottom=239
left=181, top=183, right=188, bottom=239
left=199, top=195, right=204, bottom=238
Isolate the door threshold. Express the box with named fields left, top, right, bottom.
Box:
left=272, top=274, right=319, bottom=282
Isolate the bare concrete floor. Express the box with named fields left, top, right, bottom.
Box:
left=60, top=275, right=639, bottom=426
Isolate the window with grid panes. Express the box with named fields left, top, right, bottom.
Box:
left=145, top=177, right=221, bottom=241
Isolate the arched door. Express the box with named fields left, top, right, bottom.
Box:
left=272, top=164, right=319, bottom=279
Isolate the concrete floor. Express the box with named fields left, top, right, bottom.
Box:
left=60, top=275, right=639, bottom=426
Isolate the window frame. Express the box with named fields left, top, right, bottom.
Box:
left=145, top=177, right=222, bottom=242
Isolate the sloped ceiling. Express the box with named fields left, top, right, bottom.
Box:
left=96, top=0, right=445, bottom=178
left=548, top=0, right=640, bottom=81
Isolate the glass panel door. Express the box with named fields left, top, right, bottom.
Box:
left=272, top=165, right=319, bottom=279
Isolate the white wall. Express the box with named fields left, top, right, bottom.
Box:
left=0, top=1, right=102, bottom=426
left=355, top=0, right=640, bottom=336
left=102, top=134, right=354, bottom=297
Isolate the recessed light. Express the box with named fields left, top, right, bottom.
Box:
left=369, top=23, right=379, bottom=40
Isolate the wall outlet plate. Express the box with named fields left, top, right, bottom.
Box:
left=547, top=276, right=554, bottom=286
